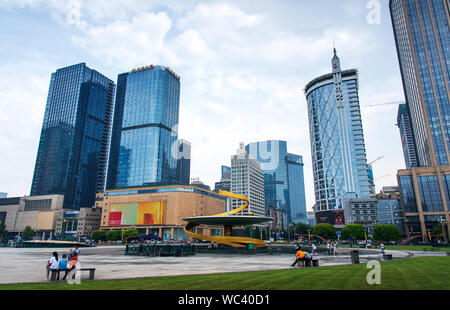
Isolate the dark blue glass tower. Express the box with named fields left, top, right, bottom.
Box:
left=106, top=65, right=181, bottom=189
left=31, top=63, right=115, bottom=210
left=286, top=153, right=308, bottom=224
left=391, top=0, right=450, bottom=239
left=246, top=140, right=307, bottom=225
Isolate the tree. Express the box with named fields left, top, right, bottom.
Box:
left=341, top=224, right=367, bottom=241
left=432, top=224, right=442, bottom=235
left=106, top=230, right=122, bottom=241
left=122, top=229, right=139, bottom=240
left=91, top=230, right=107, bottom=242
left=294, top=223, right=314, bottom=235
left=22, top=226, right=34, bottom=240
left=312, top=223, right=336, bottom=240
left=373, top=224, right=401, bottom=242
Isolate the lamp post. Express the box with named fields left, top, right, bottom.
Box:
left=439, top=216, right=448, bottom=244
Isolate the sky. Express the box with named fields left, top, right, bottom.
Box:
left=0, top=0, right=407, bottom=211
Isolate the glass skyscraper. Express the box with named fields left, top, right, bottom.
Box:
left=390, top=0, right=450, bottom=167
left=246, top=140, right=307, bottom=225
left=106, top=65, right=181, bottom=189
left=305, top=50, right=371, bottom=225
left=390, top=0, right=450, bottom=240
left=397, top=103, right=418, bottom=169
left=31, top=63, right=115, bottom=210
left=286, top=153, right=308, bottom=224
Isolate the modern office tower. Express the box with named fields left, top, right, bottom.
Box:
left=231, top=143, right=265, bottom=218
left=106, top=65, right=181, bottom=189
left=286, top=153, right=308, bottom=224
left=305, top=49, right=371, bottom=226
left=175, top=139, right=191, bottom=185
left=31, top=63, right=115, bottom=210
left=397, top=104, right=418, bottom=169
left=221, top=166, right=232, bottom=180
left=390, top=0, right=450, bottom=240
left=377, top=186, right=405, bottom=235
left=245, top=140, right=307, bottom=225
left=343, top=198, right=379, bottom=229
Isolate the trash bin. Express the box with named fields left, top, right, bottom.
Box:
left=248, top=243, right=254, bottom=250
left=350, top=250, right=360, bottom=264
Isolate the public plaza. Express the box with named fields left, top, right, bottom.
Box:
left=0, top=245, right=444, bottom=285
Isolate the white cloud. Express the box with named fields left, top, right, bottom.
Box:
left=71, top=12, right=175, bottom=70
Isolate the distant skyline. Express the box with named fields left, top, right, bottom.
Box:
left=0, top=1, right=406, bottom=211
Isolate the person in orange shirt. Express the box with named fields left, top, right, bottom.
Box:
left=291, top=250, right=312, bottom=267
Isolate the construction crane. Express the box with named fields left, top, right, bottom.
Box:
left=368, top=156, right=384, bottom=165
left=364, top=101, right=404, bottom=108
left=374, top=174, right=391, bottom=181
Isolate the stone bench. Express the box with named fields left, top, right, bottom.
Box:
left=49, top=268, right=95, bottom=281
left=297, top=259, right=319, bottom=268
left=383, top=254, right=393, bottom=260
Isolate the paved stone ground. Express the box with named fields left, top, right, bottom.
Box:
left=0, top=246, right=441, bottom=284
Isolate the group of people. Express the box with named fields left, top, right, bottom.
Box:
left=326, top=241, right=338, bottom=255
left=46, top=245, right=80, bottom=281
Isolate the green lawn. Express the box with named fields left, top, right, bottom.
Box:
left=0, top=256, right=449, bottom=290
left=338, top=244, right=449, bottom=252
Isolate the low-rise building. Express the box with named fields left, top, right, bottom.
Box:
left=96, top=185, right=226, bottom=241
left=343, top=198, right=379, bottom=229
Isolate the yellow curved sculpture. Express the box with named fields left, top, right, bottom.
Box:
left=183, top=190, right=268, bottom=248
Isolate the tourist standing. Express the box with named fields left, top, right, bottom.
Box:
left=381, top=243, right=385, bottom=255
left=327, top=242, right=331, bottom=255
left=333, top=242, right=337, bottom=255
left=48, top=252, right=59, bottom=281
left=312, top=243, right=317, bottom=255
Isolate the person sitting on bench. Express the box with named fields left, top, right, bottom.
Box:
left=291, top=250, right=312, bottom=267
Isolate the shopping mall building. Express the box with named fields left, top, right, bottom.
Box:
left=96, top=185, right=227, bottom=241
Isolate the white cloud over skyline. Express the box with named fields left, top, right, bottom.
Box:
left=0, top=1, right=406, bottom=210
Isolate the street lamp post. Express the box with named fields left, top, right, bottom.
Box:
left=439, top=216, right=448, bottom=244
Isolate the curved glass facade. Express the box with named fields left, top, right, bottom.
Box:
left=305, top=53, right=371, bottom=216
left=107, top=65, right=181, bottom=189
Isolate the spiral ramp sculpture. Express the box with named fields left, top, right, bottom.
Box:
left=183, top=190, right=272, bottom=248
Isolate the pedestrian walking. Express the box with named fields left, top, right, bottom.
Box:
left=312, top=243, right=317, bottom=255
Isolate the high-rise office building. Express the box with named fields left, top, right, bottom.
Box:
left=214, top=166, right=231, bottom=192
left=286, top=153, right=308, bottom=224
left=397, top=103, right=418, bottom=169
left=305, top=49, right=371, bottom=226
left=175, top=139, right=191, bottom=185
left=31, top=63, right=115, bottom=210
left=221, top=166, right=232, bottom=180
left=106, top=65, right=181, bottom=189
left=231, top=143, right=265, bottom=218
left=246, top=140, right=307, bottom=225
left=390, top=0, right=450, bottom=240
